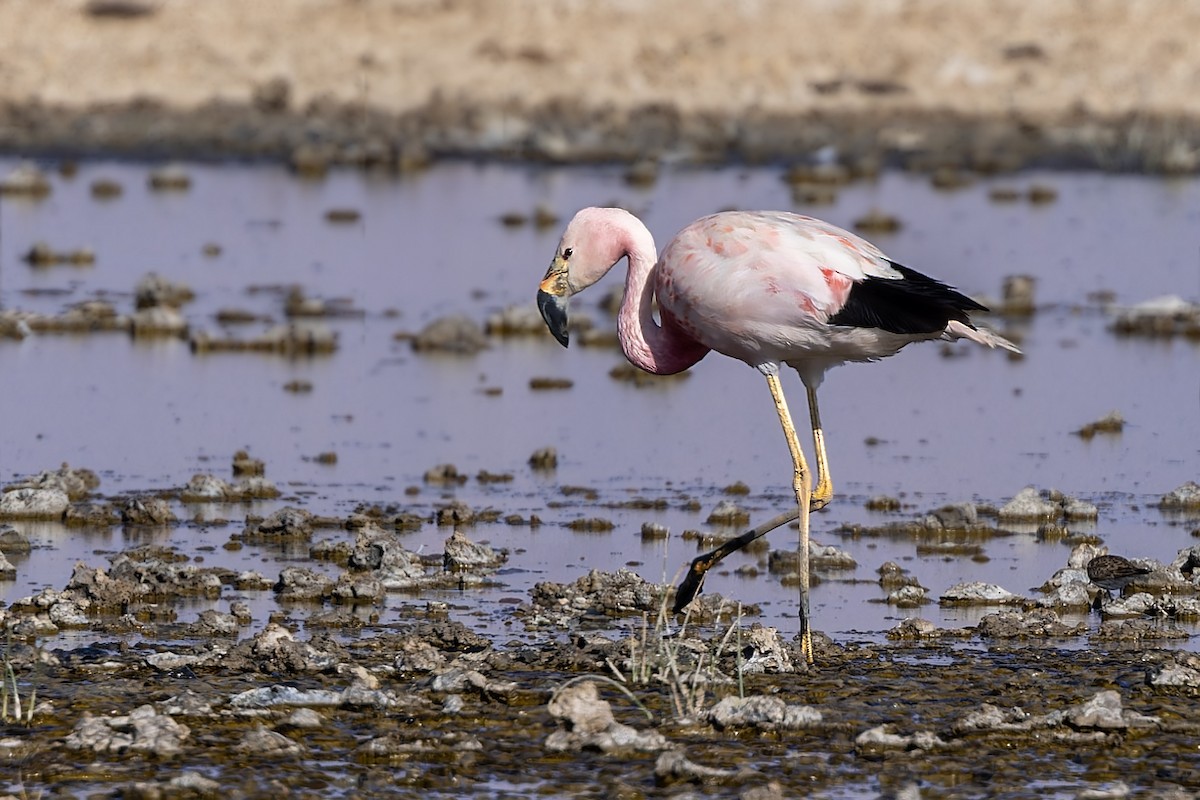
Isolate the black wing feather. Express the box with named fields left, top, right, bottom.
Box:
left=828, top=261, right=988, bottom=335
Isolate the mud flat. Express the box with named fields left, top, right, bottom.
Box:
left=2, top=0, right=1200, bottom=170
left=3, top=461, right=1200, bottom=796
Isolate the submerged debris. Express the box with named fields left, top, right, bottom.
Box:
left=1074, top=410, right=1125, bottom=439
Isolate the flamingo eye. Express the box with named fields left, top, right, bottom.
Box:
left=562, top=247, right=573, bottom=260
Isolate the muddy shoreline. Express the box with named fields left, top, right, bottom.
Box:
left=5, top=0, right=1200, bottom=172
left=4, top=101, right=1200, bottom=174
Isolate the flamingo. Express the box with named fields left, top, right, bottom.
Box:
left=537, top=207, right=1018, bottom=663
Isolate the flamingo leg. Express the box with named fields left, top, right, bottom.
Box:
left=766, top=372, right=814, bottom=665
left=807, top=385, right=833, bottom=511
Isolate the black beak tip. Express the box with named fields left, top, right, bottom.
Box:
left=537, top=290, right=570, bottom=348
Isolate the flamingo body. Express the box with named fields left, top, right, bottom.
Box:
left=654, top=210, right=997, bottom=386
left=536, top=206, right=1018, bottom=661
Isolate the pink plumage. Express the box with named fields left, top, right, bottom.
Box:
left=537, top=206, right=1018, bottom=663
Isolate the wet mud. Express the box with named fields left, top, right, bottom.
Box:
left=2, top=465, right=1200, bottom=797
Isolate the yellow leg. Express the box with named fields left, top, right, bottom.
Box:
left=807, top=385, right=833, bottom=511
left=766, top=373, right=814, bottom=665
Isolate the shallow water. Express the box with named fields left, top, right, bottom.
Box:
left=1, top=158, right=1199, bottom=646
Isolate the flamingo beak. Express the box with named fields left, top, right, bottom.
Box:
left=538, top=261, right=570, bottom=347
left=537, top=287, right=570, bottom=347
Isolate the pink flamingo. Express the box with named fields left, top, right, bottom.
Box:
left=537, top=207, right=1018, bottom=663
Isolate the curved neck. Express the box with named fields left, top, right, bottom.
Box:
left=616, top=237, right=709, bottom=376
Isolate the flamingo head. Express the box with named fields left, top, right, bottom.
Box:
left=538, top=207, right=638, bottom=348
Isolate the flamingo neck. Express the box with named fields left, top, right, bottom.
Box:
left=616, top=239, right=709, bottom=376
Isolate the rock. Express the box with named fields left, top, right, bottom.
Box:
left=224, top=623, right=339, bottom=673
left=0, top=162, right=51, bottom=197
left=1148, top=660, right=1200, bottom=691
left=65, top=704, right=190, bottom=756
left=706, top=500, right=750, bottom=525
left=1002, top=274, right=1037, bottom=315
left=0, top=525, right=32, bottom=555
left=954, top=703, right=1035, bottom=733
left=63, top=502, right=121, bottom=527
left=1100, top=592, right=1160, bottom=617
left=486, top=304, right=548, bottom=335
left=393, top=638, right=447, bottom=673
left=0, top=488, right=69, bottom=520
left=1073, top=410, right=1125, bottom=439
left=329, top=571, right=384, bottom=604
left=443, top=530, right=506, bottom=572
left=1066, top=690, right=1158, bottom=731
left=130, top=305, right=188, bottom=337
left=529, top=446, right=558, bottom=470
left=245, top=506, right=315, bottom=541
left=977, top=608, right=1086, bottom=639
left=188, top=609, right=241, bottom=637
left=1160, top=482, right=1200, bottom=510
left=411, top=314, right=488, bottom=354
left=22, top=242, right=95, bottom=266
left=274, top=567, right=334, bottom=601
left=135, top=272, right=194, bottom=309
left=424, top=463, right=467, bottom=485
left=708, top=695, right=820, bottom=730
left=5, top=464, right=99, bottom=500
left=230, top=685, right=343, bottom=709
left=739, top=625, right=796, bottom=675
left=236, top=724, right=307, bottom=755
left=1093, top=618, right=1189, bottom=642
left=180, top=473, right=280, bottom=502
left=430, top=667, right=517, bottom=701
left=640, top=522, right=669, bottom=540
left=127, top=772, right=221, bottom=798
left=147, top=164, right=193, bottom=191
left=654, top=750, right=742, bottom=786
left=866, top=495, right=901, bottom=511
left=940, top=582, right=1022, bottom=606
left=1036, top=580, right=1095, bottom=610
left=120, top=497, right=176, bottom=526
left=525, top=568, right=664, bottom=624
left=279, top=708, right=324, bottom=730
left=0, top=550, right=15, bottom=580
left=348, top=525, right=427, bottom=589
left=545, top=680, right=670, bottom=754
left=232, top=450, right=265, bottom=476
left=179, top=473, right=228, bottom=501
left=887, top=585, right=931, bottom=607
left=998, top=487, right=1059, bottom=522
left=878, top=561, right=921, bottom=589
left=1111, top=295, right=1200, bottom=337
left=854, top=724, right=945, bottom=754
